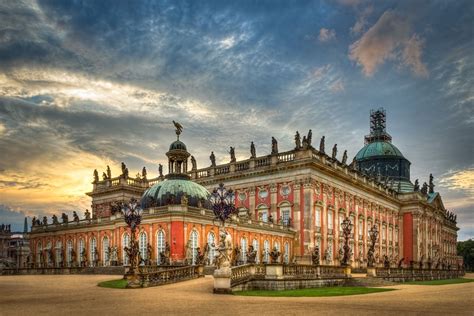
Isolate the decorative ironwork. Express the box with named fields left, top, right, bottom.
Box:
left=122, top=198, right=143, bottom=275
left=340, top=217, right=353, bottom=267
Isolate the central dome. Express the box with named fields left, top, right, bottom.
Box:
left=169, top=140, right=187, bottom=151
left=355, top=141, right=404, bottom=160
left=141, top=179, right=211, bottom=209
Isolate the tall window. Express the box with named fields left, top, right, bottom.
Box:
left=36, top=241, right=42, bottom=267
left=90, top=237, right=97, bottom=266
left=207, top=232, right=216, bottom=265
left=367, top=222, right=372, bottom=238
left=46, top=241, right=52, bottom=265
left=382, top=226, right=386, bottom=241
left=263, top=240, right=270, bottom=263
left=241, top=237, right=247, bottom=264
left=284, top=242, right=290, bottom=264
left=258, top=206, right=268, bottom=222
left=122, top=234, right=130, bottom=266
left=315, top=208, right=321, bottom=227
left=67, top=240, right=73, bottom=266
left=55, top=241, right=62, bottom=267
left=328, top=211, right=333, bottom=230
left=389, top=227, right=393, bottom=243
left=190, top=230, right=198, bottom=265
left=157, top=230, right=165, bottom=265
left=252, top=239, right=259, bottom=264
left=102, top=237, right=109, bottom=266
left=139, top=232, right=147, bottom=264
left=274, top=241, right=280, bottom=263
left=339, top=214, right=344, bottom=232
left=281, top=208, right=290, bottom=225
left=78, top=238, right=84, bottom=264
left=359, top=219, right=363, bottom=237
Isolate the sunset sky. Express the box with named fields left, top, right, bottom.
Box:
left=0, top=0, right=472, bottom=239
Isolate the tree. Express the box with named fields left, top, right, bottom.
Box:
left=457, top=239, right=474, bottom=271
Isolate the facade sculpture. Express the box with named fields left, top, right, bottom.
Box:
left=250, top=141, right=256, bottom=158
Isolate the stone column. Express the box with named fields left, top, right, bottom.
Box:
left=293, top=182, right=302, bottom=256
left=303, top=180, right=314, bottom=254
left=249, top=187, right=256, bottom=220
left=270, top=183, right=277, bottom=221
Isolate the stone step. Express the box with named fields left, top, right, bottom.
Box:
left=347, top=277, right=397, bottom=287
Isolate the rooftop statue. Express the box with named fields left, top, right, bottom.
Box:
left=106, top=165, right=112, bottom=179
left=61, top=213, right=68, bottom=224
left=307, top=129, right=312, bottom=147
left=172, top=120, right=183, bottom=137
left=341, top=150, right=348, bottom=165
left=319, top=136, right=325, bottom=154
left=42, top=216, right=48, bottom=226
left=73, top=211, right=80, bottom=223
left=250, top=141, right=256, bottom=158
left=191, top=155, right=197, bottom=170
left=142, top=167, right=147, bottom=179
left=421, top=182, right=428, bottom=195
left=102, top=172, right=107, bottom=181
left=429, top=173, right=435, bottom=193
left=84, top=209, right=91, bottom=220
left=229, top=146, right=236, bottom=163
left=271, top=137, right=278, bottom=154
left=414, top=179, right=420, bottom=191
left=52, top=215, right=59, bottom=225
left=121, top=162, right=129, bottom=179
left=210, top=151, right=216, bottom=167
left=302, top=136, right=308, bottom=149
left=93, top=169, right=99, bottom=183
left=158, top=164, right=163, bottom=177
left=332, top=144, right=338, bottom=160
left=295, top=131, right=301, bottom=149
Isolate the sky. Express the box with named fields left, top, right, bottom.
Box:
left=0, top=0, right=472, bottom=239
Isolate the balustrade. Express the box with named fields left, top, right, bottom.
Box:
left=277, top=152, right=295, bottom=163
left=138, top=265, right=201, bottom=287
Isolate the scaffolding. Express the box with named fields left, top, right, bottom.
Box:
left=364, top=108, right=392, bottom=144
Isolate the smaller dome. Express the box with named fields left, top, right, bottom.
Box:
left=355, top=141, right=404, bottom=161
left=141, top=179, right=210, bottom=209
left=169, top=140, right=187, bottom=151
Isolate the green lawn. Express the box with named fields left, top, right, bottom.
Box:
left=404, top=278, right=474, bottom=286
left=234, top=287, right=395, bottom=297
left=98, top=279, right=128, bottom=289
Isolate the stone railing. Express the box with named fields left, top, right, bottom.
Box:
left=134, top=265, right=203, bottom=288
left=231, top=264, right=255, bottom=286
left=277, top=151, right=295, bottom=163
left=373, top=267, right=465, bottom=282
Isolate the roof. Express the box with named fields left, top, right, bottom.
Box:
left=355, top=141, right=405, bottom=161
left=169, top=140, right=187, bottom=151
left=141, top=178, right=210, bottom=208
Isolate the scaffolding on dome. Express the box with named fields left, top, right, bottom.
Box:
left=364, top=108, right=392, bottom=144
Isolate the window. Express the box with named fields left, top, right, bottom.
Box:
left=241, top=237, right=247, bottom=264
left=36, top=242, right=42, bottom=267
left=55, top=241, right=62, bottom=267
left=157, top=230, right=166, bottom=265
left=78, top=239, right=85, bottom=264
left=339, top=214, right=344, bottom=232
left=281, top=207, right=290, bottom=225
left=190, top=230, right=198, bottom=265
left=67, top=240, right=73, bottom=266
left=139, top=232, right=147, bottom=264
left=367, top=222, right=372, bottom=238
left=389, top=227, right=393, bottom=243
left=46, top=241, right=52, bottom=265
left=207, top=232, right=216, bottom=265
left=359, top=219, right=363, bottom=237
left=382, top=226, right=386, bottom=241
left=90, top=238, right=97, bottom=266
left=263, top=240, right=270, bottom=263
left=102, top=237, right=109, bottom=266
left=258, top=206, right=269, bottom=222
left=328, top=211, right=333, bottom=230
left=274, top=241, right=280, bottom=263
left=315, top=208, right=321, bottom=227
left=252, top=239, right=260, bottom=264
left=284, top=242, right=290, bottom=264
left=122, top=234, right=130, bottom=266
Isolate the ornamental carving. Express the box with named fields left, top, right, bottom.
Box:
left=279, top=183, right=291, bottom=198
left=238, top=191, right=247, bottom=202
left=270, top=183, right=278, bottom=193
left=258, top=187, right=269, bottom=201
left=313, top=181, right=321, bottom=195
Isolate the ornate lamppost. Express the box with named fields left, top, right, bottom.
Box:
left=122, top=198, right=143, bottom=278
left=340, top=217, right=353, bottom=267
left=367, top=224, right=379, bottom=276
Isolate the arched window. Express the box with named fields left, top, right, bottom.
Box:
left=252, top=239, right=259, bottom=264
left=66, top=240, right=73, bottom=267
left=315, top=207, right=321, bottom=227
left=263, top=240, right=270, bottom=263
left=359, top=219, right=364, bottom=237
left=78, top=238, right=85, bottom=265
left=190, top=230, right=198, bottom=265
left=55, top=241, right=62, bottom=267
left=36, top=241, right=42, bottom=268
left=284, top=242, right=290, bottom=264
left=139, top=232, right=147, bottom=264
left=90, top=237, right=97, bottom=266
left=156, top=230, right=165, bottom=265
left=240, top=237, right=247, bottom=264
left=122, top=233, right=130, bottom=266
left=328, top=211, right=334, bottom=230
left=102, top=237, right=109, bottom=266
left=279, top=202, right=291, bottom=225
left=207, top=232, right=216, bottom=265
left=257, top=205, right=269, bottom=222
left=46, top=241, right=52, bottom=266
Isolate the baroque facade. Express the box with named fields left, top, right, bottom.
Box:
left=28, top=109, right=461, bottom=269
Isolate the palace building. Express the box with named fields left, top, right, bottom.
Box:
left=28, top=109, right=461, bottom=269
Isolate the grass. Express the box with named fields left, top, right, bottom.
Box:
left=234, top=287, right=395, bottom=297
left=98, top=279, right=128, bottom=289
left=404, top=278, right=474, bottom=286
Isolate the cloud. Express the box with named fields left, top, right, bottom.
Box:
left=350, top=5, right=373, bottom=35
left=439, top=167, right=474, bottom=195
left=318, top=28, right=336, bottom=42
left=349, top=10, right=429, bottom=77
left=330, top=79, right=345, bottom=93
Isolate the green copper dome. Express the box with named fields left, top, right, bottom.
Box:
left=141, top=179, right=210, bottom=209
left=355, top=141, right=404, bottom=161
left=169, top=140, right=187, bottom=151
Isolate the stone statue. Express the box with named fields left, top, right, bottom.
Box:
left=250, top=141, right=256, bottom=158
left=185, top=240, right=193, bottom=264
left=421, top=182, right=428, bottom=195
left=121, top=162, right=129, bottom=178
left=319, top=136, right=325, bottom=154
left=232, top=247, right=241, bottom=266
left=429, top=173, right=435, bottom=193
left=102, top=172, right=107, bottom=181
left=61, top=213, right=68, bottom=224
left=383, top=255, right=390, bottom=268
left=367, top=248, right=375, bottom=267
left=311, top=245, right=320, bottom=266
left=158, top=164, right=163, bottom=177
left=324, top=248, right=332, bottom=264
left=93, top=169, right=99, bottom=183
left=210, top=151, right=216, bottom=167
left=191, top=156, right=197, bottom=170
left=146, top=243, right=153, bottom=265
left=73, top=211, right=80, bottom=223
left=106, top=165, right=112, bottom=179
left=52, top=215, right=59, bottom=225
left=270, top=247, right=281, bottom=263
left=142, top=167, right=147, bottom=179
left=31, top=216, right=36, bottom=228
left=398, top=257, right=404, bottom=269
left=196, top=247, right=205, bottom=265
left=302, top=136, right=308, bottom=149
left=247, top=245, right=257, bottom=264
left=351, top=156, right=357, bottom=170
left=271, top=137, right=278, bottom=154
left=216, top=229, right=233, bottom=269
left=307, top=129, right=312, bottom=147
left=42, top=216, right=48, bottom=226
left=173, top=120, right=183, bottom=137
left=229, top=147, right=236, bottom=163
left=181, top=194, right=188, bottom=206
left=332, top=144, right=338, bottom=160
left=414, top=179, right=419, bottom=191
left=341, top=150, right=348, bottom=165
left=295, top=131, right=301, bottom=149
left=84, top=209, right=91, bottom=220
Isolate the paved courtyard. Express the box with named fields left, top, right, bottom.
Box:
left=0, top=274, right=473, bottom=316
